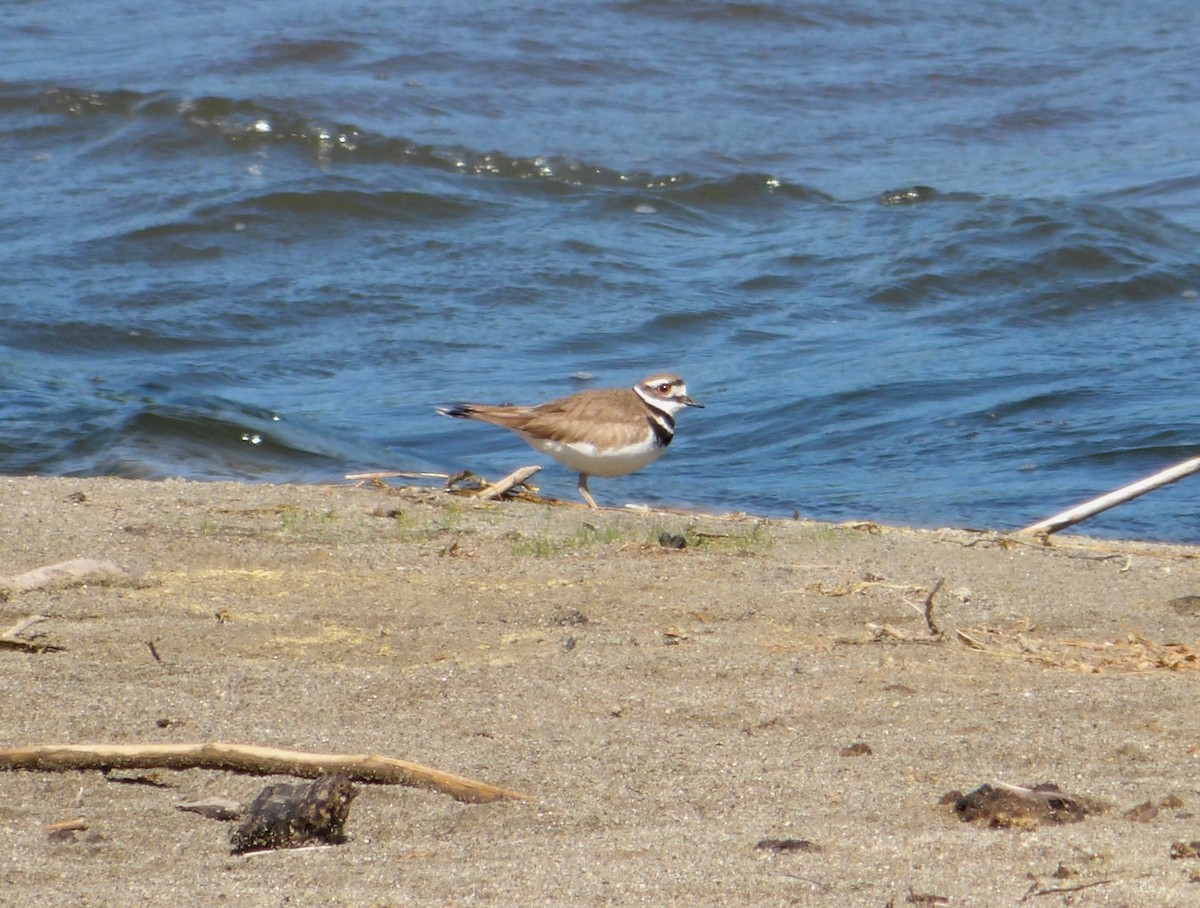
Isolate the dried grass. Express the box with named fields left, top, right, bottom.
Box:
left=955, top=625, right=1200, bottom=674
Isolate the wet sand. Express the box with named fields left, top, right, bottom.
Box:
left=2, top=476, right=1200, bottom=905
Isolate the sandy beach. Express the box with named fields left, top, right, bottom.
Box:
left=2, top=476, right=1200, bottom=906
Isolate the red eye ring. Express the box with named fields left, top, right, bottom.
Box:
left=657, top=383, right=671, bottom=394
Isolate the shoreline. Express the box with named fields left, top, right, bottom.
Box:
left=3, top=475, right=1200, bottom=905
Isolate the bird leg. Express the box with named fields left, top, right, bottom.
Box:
left=577, top=474, right=598, bottom=509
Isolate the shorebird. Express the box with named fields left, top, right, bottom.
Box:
left=436, top=373, right=703, bottom=507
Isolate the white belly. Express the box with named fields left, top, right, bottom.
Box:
left=520, top=435, right=666, bottom=477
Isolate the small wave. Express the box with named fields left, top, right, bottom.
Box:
left=659, top=172, right=830, bottom=208
left=39, top=396, right=411, bottom=483
left=20, top=84, right=166, bottom=118
left=249, top=187, right=478, bottom=222
left=12, top=83, right=829, bottom=216
left=2, top=317, right=216, bottom=357
left=1054, top=441, right=1200, bottom=471
left=879, top=185, right=938, bottom=206
left=617, top=0, right=890, bottom=28
left=241, top=38, right=362, bottom=71
left=866, top=192, right=1200, bottom=320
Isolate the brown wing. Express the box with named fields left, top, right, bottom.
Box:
left=518, top=389, right=655, bottom=447
left=445, top=387, right=655, bottom=448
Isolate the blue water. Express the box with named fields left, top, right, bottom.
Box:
left=3, top=0, right=1200, bottom=540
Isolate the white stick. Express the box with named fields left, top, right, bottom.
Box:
left=1018, top=454, right=1200, bottom=536
left=0, top=559, right=133, bottom=598
left=477, top=465, right=541, bottom=501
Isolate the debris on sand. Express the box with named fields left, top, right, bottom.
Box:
left=231, top=774, right=359, bottom=854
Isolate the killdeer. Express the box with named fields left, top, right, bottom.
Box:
left=436, top=373, right=703, bottom=508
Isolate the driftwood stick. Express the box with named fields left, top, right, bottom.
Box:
left=0, top=559, right=134, bottom=599
left=1, top=615, right=64, bottom=653
left=2, top=614, right=49, bottom=639
left=1019, top=455, right=1200, bottom=537
left=0, top=743, right=530, bottom=804
left=476, top=465, right=541, bottom=501
left=345, top=470, right=451, bottom=481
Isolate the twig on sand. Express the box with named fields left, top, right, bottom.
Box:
left=834, top=577, right=948, bottom=645
left=476, top=465, right=542, bottom=501
left=0, top=742, right=530, bottom=804
left=0, top=558, right=134, bottom=600
left=0, top=615, right=63, bottom=653
left=2, top=614, right=49, bottom=639
left=345, top=470, right=452, bottom=481
left=1019, top=877, right=1115, bottom=901
left=810, top=580, right=925, bottom=597
left=864, top=623, right=943, bottom=645
left=922, top=577, right=945, bottom=637
left=349, top=466, right=543, bottom=503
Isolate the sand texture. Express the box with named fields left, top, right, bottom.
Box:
left=3, top=476, right=1200, bottom=906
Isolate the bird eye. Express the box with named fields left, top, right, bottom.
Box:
left=657, top=383, right=671, bottom=394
